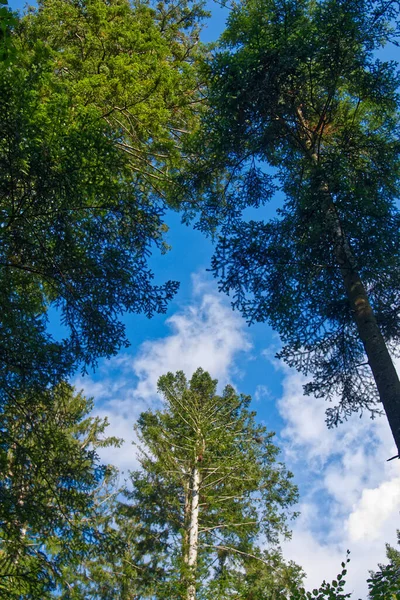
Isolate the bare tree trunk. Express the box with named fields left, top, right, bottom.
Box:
left=289, top=110, right=400, bottom=457
left=324, top=188, right=400, bottom=457
left=181, top=478, right=190, bottom=584
left=186, top=465, right=200, bottom=600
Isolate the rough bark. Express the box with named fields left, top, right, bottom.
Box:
left=323, top=186, right=400, bottom=457
left=304, top=131, right=400, bottom=455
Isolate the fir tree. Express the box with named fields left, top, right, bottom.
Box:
left=0, top=382, right=119, bottom=597
left=121, top=368, right=298, bottom=599
left=184, top=0, right=400, bottom=455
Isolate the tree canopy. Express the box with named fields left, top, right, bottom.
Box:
left=0, top=0, right=206, bottom=397
left=1, top=0, right=399, bottom=595
left=183, top=0, right=400, bottom=453
left=21, top=0, right=205, bottom=193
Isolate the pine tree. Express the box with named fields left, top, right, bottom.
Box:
left=0, top=382, right=120, bottom=597
left=119, top=368, right=298, bottom=599
left=21, top=0, right=206, bottom=198
left=206, top=546, right=304, bottom=599
left=184, top=0, right=400, bottom=455
left=0, top=0, right=206, bottom=395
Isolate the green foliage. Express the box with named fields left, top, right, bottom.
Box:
left=367, top=532, right=400, bottom=599
left=21, top=0, right=207, bottom=195
left=183, top=0, right=400, bottom=426
left=1, top=55, right=179, bottom=390
left=0, top=2, right=207, bottom=594
left=0, top=0, right=207, bottom=399
left=0, top=0, right=205, bottom=398
left=0, top=0, right=17, bottom=64
left=116, top=368, right=299, bottom=598
left=0, top=382, right=120, bottom=597
left=206, top=546, right=304, bottom=599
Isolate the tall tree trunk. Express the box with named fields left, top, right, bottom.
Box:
left=323, top=184, right=400, bottom=457
left=186, top=465, right=200, bottom=600
left=292, top=125, right=400, bottom=456
left=181, top=477, right=190, bottom=584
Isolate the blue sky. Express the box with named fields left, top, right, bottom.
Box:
left=9, top=0, right=400, bottom=596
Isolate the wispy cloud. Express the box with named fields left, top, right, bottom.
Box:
left=74, top=275, right=251, bottom=472
left=131, top=275, right=252, bottom=402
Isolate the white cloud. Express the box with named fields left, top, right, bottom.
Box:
left=254, top=384, right=271, bottom=402
left=73, top=275, right=251, bottom=472
left=74, top=376, right=113, bottom=401
left=283, top=522, right=346, bottom=592
left=273, top=363, right=400, bottom=598
left=131, top=279, right=251, bottom=402
left=347, top=477, right=400, bottom=543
